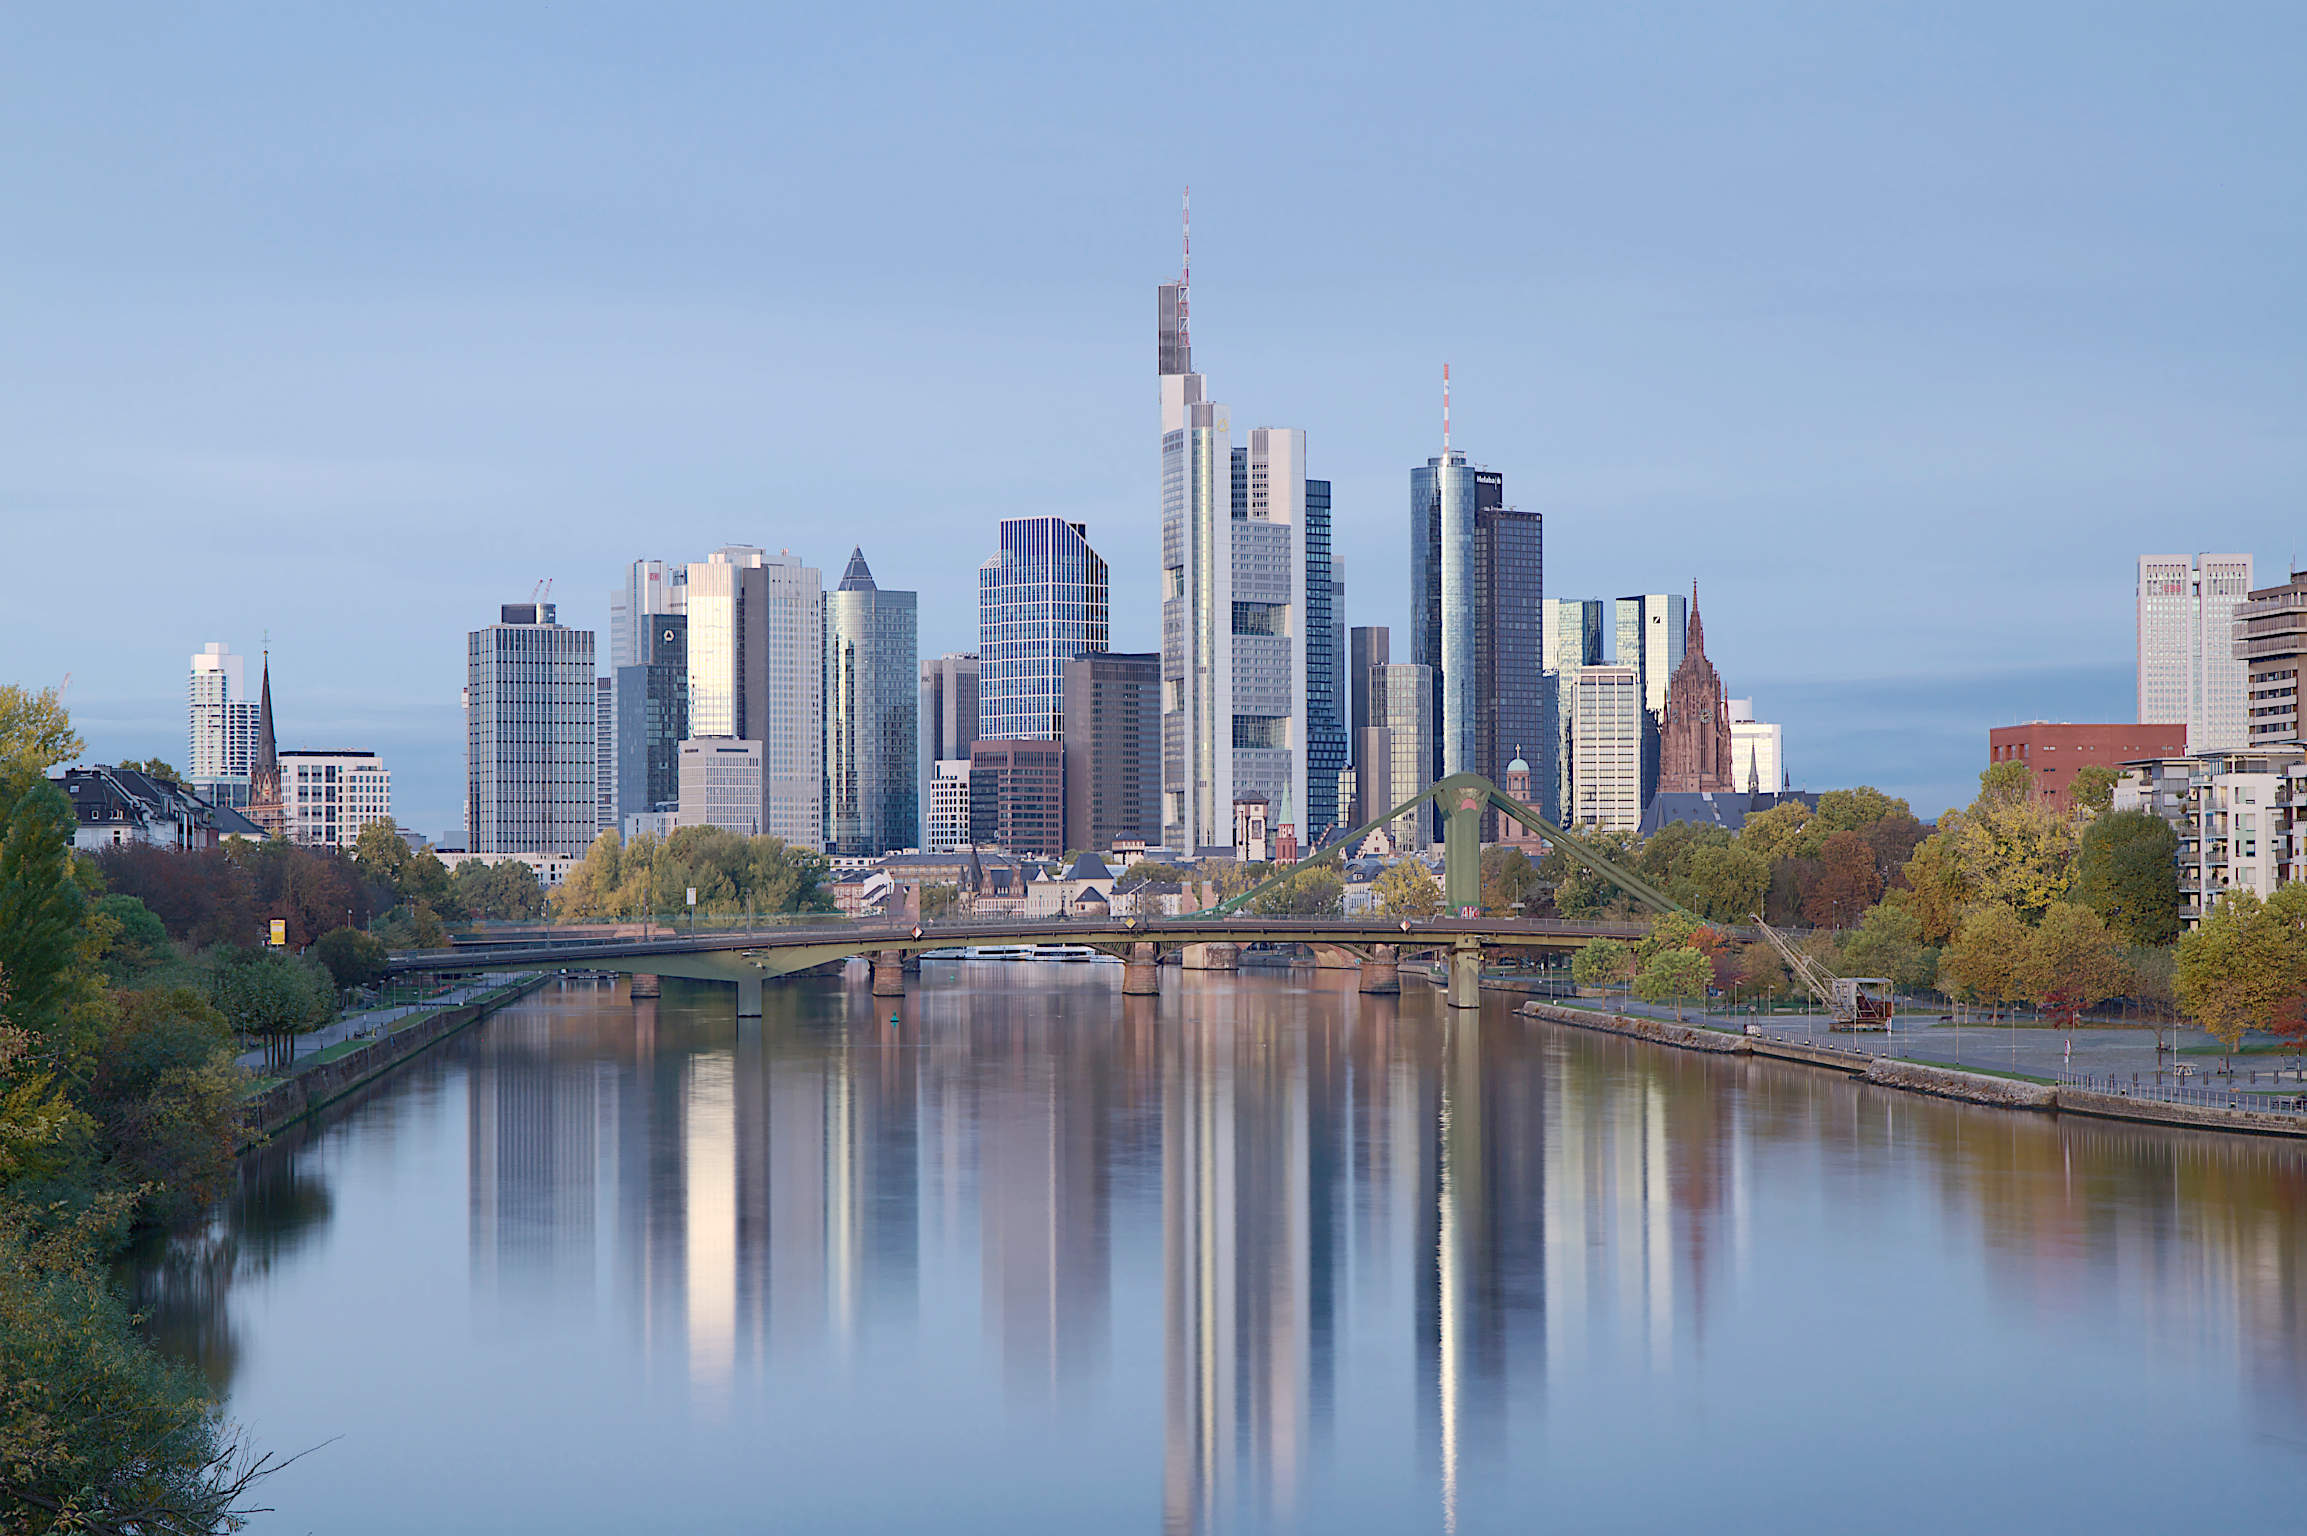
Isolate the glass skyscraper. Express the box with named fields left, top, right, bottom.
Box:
left=977, top=517, right=1109, bottom=742
left=826, top=547, right=919, bottom=856
left=1303, top=479, right=1346, bottom=841
left=615, top=612, right=687, bottom=827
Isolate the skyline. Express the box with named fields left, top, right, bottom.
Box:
left=6, top=5, right=2302, bottom=835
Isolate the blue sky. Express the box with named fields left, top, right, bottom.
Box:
left=3, top=3, right=2301, bottom=837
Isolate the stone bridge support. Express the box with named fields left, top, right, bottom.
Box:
left=1447, top=936, right=1484, bottom=1010
left=871, top=950, right=906, bottom=997
left=1359, top=944, right=1400, bottom=995
left=630, top=973, right=661, bottom=999
left=1123, top=942, right=1161, bottom=996
left=737, top=976, right=763, bottom=1018
left=1182, top=943, right=1238, bottom=972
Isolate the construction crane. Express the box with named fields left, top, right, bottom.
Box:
left=531, top=578, right=553, bottom=606
left=1751, top=914, right=1892, bottom=1031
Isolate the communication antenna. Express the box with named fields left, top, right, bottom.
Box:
left=1179, top=186, right=1191, bottom=358
left=1443, top=362, right=1452, bottom=450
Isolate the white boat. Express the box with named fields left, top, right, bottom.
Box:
left=961, top=944, right=1038, bottom=960
left=1031, top=944, right=1110, bottom=962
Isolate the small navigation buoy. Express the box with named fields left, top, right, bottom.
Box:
left=888, top=1012, right=900, bottom=1028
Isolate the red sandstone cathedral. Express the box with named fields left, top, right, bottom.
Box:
left=1658, top=584, right=1739, bottom=794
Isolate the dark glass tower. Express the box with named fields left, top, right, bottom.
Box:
left=615, top=612, right=688, bottom=825
left=1303, top=477, right=1346, bottom=841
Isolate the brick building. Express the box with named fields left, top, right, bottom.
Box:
left=1987, top=722, right=2188, bottom=813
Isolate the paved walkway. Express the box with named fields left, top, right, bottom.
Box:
left=235, top=974, right=512, bottom=1073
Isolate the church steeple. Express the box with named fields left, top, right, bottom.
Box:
left=1686, top=580, right=1705, bottom=660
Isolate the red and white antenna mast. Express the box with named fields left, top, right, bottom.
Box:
left=1442, top=362, right=1452, bottom=450
left=1179, top=186, right=1191, bottom=358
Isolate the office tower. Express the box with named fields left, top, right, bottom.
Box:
left=1353, top=661, right=1434, bottom=850
left=1347, top=626, right=1390, bottom=828
left=248, top=655, right=283, bottom=838
left=2235, top=570, right=2307, bottom=745
left=685, top=546, right=825, bottom=849
left=279, top=750, right=391, bottom=849
left=1727, top=700, right=1785, bottom=797
left=2139, top=555, right=2255, bottom=752
left=609, top=557, right=688, bottom=823
left=969, top=739, right=1065, bottom=857
left=979, top=518, right=1109, bottom=743
left=919, top=654, right=979, bottom=845
left=616, top=613, right=688, bottom=827
left=1303, top=479, right=1346, bottom=841
left=595, top=677, right=616, bottom=835
left=1061, top=651, right=1160, bottom=853
left=677, top=739, right=765, bottom=835
left=825, top=547, right=919, bottom=856
left=1542, top=598, right=1604, bottom=675
left=609, top=559, right=687, bottom=671
left=1475, top=500, right=1543, bottom=825
left=1569, top=665, right=1643, bottom=832
left=466, top=602, right=596, bottom=856
left=186, top=642, right=261, bottom=810
left=1541, top=599, right=1607, bottom=825
left=1658, top=590, right=1734, bottom=795
left=925, top=760, right=972, bottom=854
left=1611, top=593, right=1688, bottom=714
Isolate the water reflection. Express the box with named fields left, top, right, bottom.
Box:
left=138, top=969, right=2307, bottom=1532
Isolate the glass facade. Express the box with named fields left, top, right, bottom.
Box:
left=826, top=548, right=920, bottom=856
left=467, top=605, right=597, bottom=857
left=978, top=517, right=1109, bottom=742
left=1303, top=478, right=1346, bottom=841
left=615, top=613, right=687, bottom=824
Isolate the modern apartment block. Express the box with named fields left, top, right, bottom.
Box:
left=676, top=738, right=765, bottom=836
left=685, top=546, right=824, bottom=849
left=925, top=759, right=972, bottom=854
left=466, top=602, right=596, bottom=857
left=1061, top=650, right=1161, bottom=854
left=1568, top=664, right=1644, bottom=833
left=919, top=653, right=980, bottom=846
left=979, top=517, right=1109, bottom=742
left=280, top=749, right=391, bottom=849
left=2138, top=553, right=2253, bottom=752
left=2234, top=570, right=2307, bottom=746
left=616, top=612, right=688, bottom=827
left=186, top=642, right=261, bottom=809
left=969, top=738, right=1065, bottom=858
left=825, top=547, right=918, bottom=856
left=2113, top=746, right=2307, bottom=927
left=1989, top=721, right=2189, bottom=814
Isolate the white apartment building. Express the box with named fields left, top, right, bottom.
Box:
left=1570, top=665, right=1644, bottom=833
left=2114, top=747, right=2307, bottom=927
left=677, top=738, right=765, bottom=836
left=280, top=750, right=391, bottom=849
left=187, top=642, right=261, bottom=808
left=1727, top=699, right=1784, bottom=795
left=926, top=758, right=972, bottom=853
left=2139, top=554, right=2253, bottom=752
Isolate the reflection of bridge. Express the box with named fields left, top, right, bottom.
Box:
left=389, top=773, right=1683, bottom=1014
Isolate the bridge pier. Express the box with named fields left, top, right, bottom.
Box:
left=1181, top=942, right=1238, bottom=972
left=630, top=973, right=661, bottom=999
left=1358, top=943, right=1400, bottom=995
left=736, top=976, right=762, bottom=1018
left=1447, top=936, right=1484, bottom=1010
left=1123, top=941, right=1161, bottom=996
left=871, top=950, right=906, bottom=997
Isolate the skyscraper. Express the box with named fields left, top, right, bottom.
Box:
left=1061, top=651, right=1161, bottom=853
left=186, top=642, right=261, bottom=810
left=1568, top=665, right=1643, bottom=832
left=616, top=612, right=687, bottom=829
left=608, top=559, right=687, bottom=671
left=2139, top=553, right=2254, bottom=751
left=1157, top=230, right=1317, bottom=855
left=1540, top=599, right=1606, bottom=825
left=1611, top=591, right=1686, bottom=804
left=825, top=547, right=919, bottom=856
left=685, top=546, right=824, bottom=849
left=466, top=602, right=596, bottom=856
left=1303, top=479, right=1346, bottom=842
left=595, top=676, right=616, bottom=835
left=1347, top=626, right=1390, bottom=829
left=609, top=557, right=688, bottom=823
left=919, top=654, right=979, bottom=846
left=978, top=518, right=1109, bottom=741
left=1373, top=662, right=1435, bottom=850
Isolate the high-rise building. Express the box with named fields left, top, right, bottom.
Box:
left=685, top=546, right=824, bottom=848
left=1061, top=651, right=1160, bottom=854
left=466, top=602, right=596, bottom=856
left=919, top=654, right=979, bottom=846
left=247, top=655, right=283, bottom=838
left=1303, top=479, right=1346, bottom=842
left=676, top=739, right=765, bottom=836
left=925, top=759, right=972, bottom=854
left=979, top=518, right=1109, bottom=743
left=280, top=750, right=391, bottom=849
left=609, top=559, right=687, bottom=671
left=186, top=642, right=261, bottom=810
left=609, top=558, right=688, bottom=825
left=2139, top=553, right=2253, bottom=752
left=1540, top=599, right=1607, bottom=826
left=595, top=677, right=616, bottom=835
left=1347, top=626, right=1390, bottom=829
left=1727, top=700, right=1785, bottom=797
left=1355, top=661, right=1434, bottom=850
left=2233, top=570, right=2307, bottom=747
left=616, top=612, right=688, bottom=827
left=969, top=739, right=1065, bottom=857
left=1569, top=664, right=1643, bottom=833
left=825, top=547, right=918, bottom=856
left=1658, top=589, right=1734, bottom=795
left=1611, top=593, right=1687, bottom=716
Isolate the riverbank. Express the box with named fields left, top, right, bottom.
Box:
left=237, top=972, right=551, bottom=1149
left=1519, top=1000, right=2298, bottom=1137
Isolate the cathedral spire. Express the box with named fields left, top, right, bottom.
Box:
left=248, top=650, right=285, bottom=838
left=1686, top=579, right=1705, bottom=659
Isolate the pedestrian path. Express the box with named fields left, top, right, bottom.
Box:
left=235, top=975, right=509, bottom=1072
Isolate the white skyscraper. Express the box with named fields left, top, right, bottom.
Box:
left=1727, top=699, right=1784, bottom=795
left=2139, top=554, right=2254, bottom=752
left=683, top=546, right=825, bottom=849
left=466, top=602, right=596, bottom=856
left=1569, top=665, right=1644, bottom=832
left=186, top=642, right=261, bottom=808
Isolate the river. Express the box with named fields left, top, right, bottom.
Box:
left=132, top=965, right=2307, bottom=1532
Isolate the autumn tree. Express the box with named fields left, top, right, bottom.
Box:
left=1840, top=897, right=1936, bottom=993
left=1479, top=846, right=1542, bottom=916
left=2070, top=765, right=2120, bottom=818
left=1246, top=865, right=1345, bottom=917
left=1802, top=831, right=1884, bottom=929
left=1939, top=903, right=2030, bottom=1018
left=2019, top=901, right=2127, bottom=1031
left=1634, top=946, right=1715, bottom=1019
left=1571, top=938, right=1635, bottom=992
left=1900, top=829, right=1973, bottom=945
left=2175, top=888, right=2307, bottom=1050
left=1372, top=860, right=1442, bottom=919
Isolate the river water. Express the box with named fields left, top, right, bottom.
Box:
left=134, top=966, right=2307, bottom=1533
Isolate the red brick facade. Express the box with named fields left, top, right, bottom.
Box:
left=1986, top=722, right=2188, bottom=813
left=1659, top=588, right=1734, bottom=794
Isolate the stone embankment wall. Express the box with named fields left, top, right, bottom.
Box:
left=239, top=975, right=551, bottom=1149
left=1517, top=998, right=2302, bottom=1137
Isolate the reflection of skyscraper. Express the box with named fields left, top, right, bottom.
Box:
left=467, top=1002, right=598, bottom=1304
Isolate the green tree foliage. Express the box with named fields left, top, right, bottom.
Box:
left=1570, top=938, right=1634, bottom=991
left=2175, top=888, right=2307, bottom=1050
left=550, top=827, right=835, bottom=921
left=372, top=900, right=447, bottom=951
left=2070, top=765, right=2120, bottom=817
left=1541, top=830, right=1642, bottom=919
left=1633, top=909, right=1706, bottom=968
left=352, top=820, right=456, bottom=916
left=1839, top=897, right=1938, bottom=993
left=918, top=882, right=962, bottom=919
left=2073, top=810, right=2180, bottom=946
left=1979, top=759, right=2033, bottom=804
left=313, top=927, right=389, bottom=992
left=113, top=757, right=183, bottom=784
left=1372, top=860, right=1443, bottom=919
left=1939, top=903, right=2031, bottom=1017
left=1633, top=946, right=1715, bottom=1018
left=0, top=684, right=83, bottom=777
left=449, top=858, right=545, bottom=922
left=1478, top=846, right=1541, bottom=917
left=1802, top=830, right=1884, bottom=928
left=0, top=777, right=87, bottom=1064
left=1735, top=942, right=1793, bottom=999
left=212, top=950, right=334, bottom=1070
left=90, top=893, right=176, bottom=986
left=1246, top=865, right=1346, bottom=916
left=2019, top=901, right=2127, bottom=1030
left=87, top=988, right=241, bottom=1229
left=1812, top=787, right=1912, bottom=839
left=1675, top=843, right=1771, bottom=924
left=1737, top=800, right=1815, bottom=862
left=1900, top=831, right=1973, bottom=945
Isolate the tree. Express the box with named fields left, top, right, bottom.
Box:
left=1900, top=829, right=1973, bottom=945
left=1373, top=861, right=1442, bottom=919
left=113, top=757, right=183, bottom=785
left=1246, top=865, right=1345, bottom=917
left=87, top=986, right=241, bottom=1229
left=1979, top=759, right=2033, bottom=805
left=2070, top=765, right=2120, bottom=818
left=2073, top=810, right=2180, bottom=946
left=1939, top=903, right=2030, bottom=1018
left=313, top=927, right=389, bottom=993
left=1841, top=898, right=1937, bottom=993
left=90, top=892, right=175, bottom=986
left=1479, top=846, right=1541, bottom=917
left=918, top=882, right=962, bottom=919
left=450, top=858, right=545, bottom=922
left=1738, top=801, right=1816, bottom=862
left=1634, top=947, right=1715, bottom=1019
left=1540, top=830, right=1641, bottom=919
left=1802, top=831, right=1884, bottom=929
left=212, top=950, right=334, bottom=1071
left=2175, top=890, right=2307, bottom=1050
left=1675, top=843, right=1771, bottom=923
left=2019, top=901, right=2127, bottom=1032
left=373, top=900, right=447, bottom=951
left=1571, top=938, right=1635, bottom=992
left=1950, top=792, right=2074, bottom=920
left=1812, top=787, right=1911, bottom=837
left=1736, top=942, right=1793, bottom=1001
left=1633, top=909, right=1706, bottom=969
